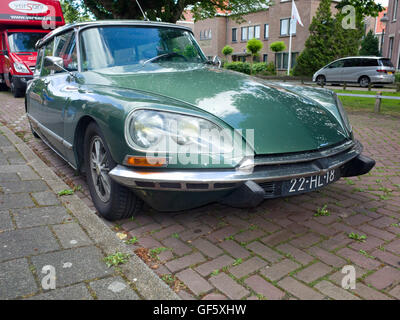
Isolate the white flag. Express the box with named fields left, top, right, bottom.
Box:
left=291, top=1, right=303, bottom=27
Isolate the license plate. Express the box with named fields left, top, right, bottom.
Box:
left=281, top=169, right=339, bottom=196
left=388, top=72, right=393, bottom=75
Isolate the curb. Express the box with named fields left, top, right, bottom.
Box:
left=0, top=124, right=180, bottom=300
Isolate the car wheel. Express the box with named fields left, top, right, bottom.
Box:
left=29, top=122, right=40, bottom=139
left=10, top=78, right=24, bottom=98
left=84, top=122, right=142, bottom=221
left=359, top=76, right=370, bottom=88
left=316, top=75, right=326, bottom=86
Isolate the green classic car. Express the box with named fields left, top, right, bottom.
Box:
left=26, top=21, right=375, bottom=221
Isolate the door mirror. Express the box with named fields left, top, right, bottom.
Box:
left=44, top=56, right=65, bottom=72
left=212, top=55, right=222, bottom=68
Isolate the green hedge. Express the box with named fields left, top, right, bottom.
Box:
left=223, top=62, right=276, bottom=75
left=395, top=72, right=400, bottom=83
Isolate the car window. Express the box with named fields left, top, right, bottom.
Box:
left=53, top=31, right=78, bottom=72
left=379, top=58, right=394, bottom=67
left=41, top=39, right=55, bottom=77
left=343, top=59, right=359, bottom=67
left=360, top=58, right=378, bottom=67
left=329, top=60, right=344, bottom=68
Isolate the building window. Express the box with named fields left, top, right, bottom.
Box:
left=388, top=37, right=394, bottom=59
left=393, top=0, right=398, bottom=20
left=280, top=18, right=296, bottom=36
left=232, top=28, right=237, bottom=42
left=264, top=24, right=269, bottom=39
left=209, top=29, right=212, bottom=39
left=199, top=31, right=203, bottom=40
left=254, top=25, right=260, bottom=39
left=248, top=26, right=254, bottom=39
left=263, top=54, right=268, bottom=62
left=241, top=27, right=248, bottom=41
left=275, top=52, right=299, bottom=69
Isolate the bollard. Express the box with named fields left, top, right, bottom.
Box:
left=343, top=82, right=347, bottom=90
left=396, top=83, right=400, bottom=92
left=374, top=91, right=382, bottom=113
left=368, top=83, right=372, bottom=91
left=301, top=79, right=304, bottom=85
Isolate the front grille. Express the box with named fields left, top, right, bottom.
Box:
left=29, top=66, right=35, bottom=72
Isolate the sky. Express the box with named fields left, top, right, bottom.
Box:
left=376, top=0, right=388, bottom=6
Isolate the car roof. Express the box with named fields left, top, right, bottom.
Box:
left=336, top=56, right=385, bottom=60
left=36, top=20, right=193, bottom=48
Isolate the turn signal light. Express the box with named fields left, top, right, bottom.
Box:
left=125, top=156, right=167, bottom=167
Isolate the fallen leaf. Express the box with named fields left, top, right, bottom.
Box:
left=116, top=232, right=127, bottom=240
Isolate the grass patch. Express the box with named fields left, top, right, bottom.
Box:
left=104, top=252, right=130, bottom=267
left=333, top=89, right=400, bottom=116
left=348, top=232, right=367, bottom=242
left=314, top=204, right=330, bottom=217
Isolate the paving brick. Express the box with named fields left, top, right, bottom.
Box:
left=230, top=257, right=268, bottom=279
left=358, top=224, right=397, bottom=241
left=384, top=238, right=400, bottom=254
left=153, top=224, right=186, bottom=240
left=13, top=206, right=70, bottom=228
left=28, top=283, right=92, bottom=300
left=209, top=273, right=249, bottom=300
left=194, top=255, right=234, bottom=276
left=328, top=265, right=367, bottom=287
left=89, top=277, right=139, bottom=300
left=244, top=275, right=285, bottom=300
left=336, top=248, right=381, bottom=270
left=389, top=285, right=400, bottom=299
left=301, top=220, right=337, bottom=237
left=372, top=249, right=400, bottom=268
left=295, top=262, right=332, bottom=283
left=261, top=230, right=294, bottom=247
left=234, top=229, right=265, bottom=243
left=52, top=223, right=92, bottom=249
left=179, top=224, right=212, bottom=241
left=0, top=193, right=34, bottom=209
left=0, top=180, right=48, bottom=193
left=320, top=233, right=353, bottom=251
left=128, top=223, right=162, bottom=237
left=290, top=233, right=322, bottom=249
left=259, top=259, right=301, bottom=281
left=247, top=216, right=280, bottom=233
left=246, top=241, right=283, bottom=263
left=349, top=235, right=385, bottom=252
left=344, top=214, right=372, bottom=226
left=276, top=243, right=314, bottom=265
left=165, top=252, right=206, bottom=273
left=207, top=226, right=239, bottom=243
left=365, top=266, right=400, bottom=290
left=314, top=280, right=360, bottom=300
left=201, top=293, right=228, bottom=300
left=369, top=216, right=397, bottom=228
left=278, top=277, right=324, bottom=300
left=307, top=246, right=346, bottom=267
left=350, top=283, right=393, bottom=300
left=192, top=238, right=223, bottom=258
left=162, top=237, right=192, bottom=256
left=0, top=210, right=13, bottom=232
left=176, top=269, right=213, bottom=296
left=31, top=191, right=60, bottom=206
left=218, top=240, right=250, bottom=259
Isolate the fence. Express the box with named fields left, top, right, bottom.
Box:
left=336, top=92, right=400, bottom=113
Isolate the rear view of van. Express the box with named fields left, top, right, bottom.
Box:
left=313, top=56, right=395, bottom=88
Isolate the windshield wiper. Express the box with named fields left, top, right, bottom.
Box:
left=142, top=52, right=178, bottom=66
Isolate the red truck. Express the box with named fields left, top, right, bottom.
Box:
left=0, top=0, right=64, bottom=97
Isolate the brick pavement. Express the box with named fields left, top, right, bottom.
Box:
left=0, top=91, right=399, bottom=300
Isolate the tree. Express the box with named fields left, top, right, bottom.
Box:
left=293, top=0, right=336, bottom=76
left=222, top=45, right=234, bottom=61
left=270, top=41, right=286, bottom=71
left=247, top=39, right=263, bottom=73
left=359, top=30, right=380, bottom=56
left=82, top=0, right=272, bottom=23
left=60, top=0, right=91, bottom=23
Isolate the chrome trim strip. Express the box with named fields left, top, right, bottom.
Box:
left=252, top=140, right=354, bottom=166
left=27, top=114, right=73, bottom=150
left=109, top=141, right=363, bottom=191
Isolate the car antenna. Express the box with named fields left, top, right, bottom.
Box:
left=136, top=0, right=149, bottom=21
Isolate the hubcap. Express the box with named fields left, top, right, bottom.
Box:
left=89, top=136, right=111, bottom=202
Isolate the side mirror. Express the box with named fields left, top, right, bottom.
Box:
left=44, top=56, right=65, bottom=72
left=212, top=55, right=222, bottom=68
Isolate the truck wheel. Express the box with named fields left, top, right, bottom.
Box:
left=0, top=83, right=7, bottom=91
left=84, top=122, right=143, bottom=221
left=10, top=78, right=24, bottom=98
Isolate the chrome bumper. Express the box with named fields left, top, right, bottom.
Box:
left=109, top=140, right=363, bottom=192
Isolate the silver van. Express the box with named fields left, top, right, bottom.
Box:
left=312, top=56, right=395, bottom=87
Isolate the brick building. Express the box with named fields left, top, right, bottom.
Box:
left=382, top=0, right=400, bottom=69
left=191, top=0, right=341, bottom=70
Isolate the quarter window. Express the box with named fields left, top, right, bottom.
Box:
left=53, top=31, right=78, bottom=72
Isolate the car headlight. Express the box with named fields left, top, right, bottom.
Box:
left=125, top=109, right=234, bottom=154
left=13, top=62, right=30, bottom=74
left=335, top=94, right=352, bottom=134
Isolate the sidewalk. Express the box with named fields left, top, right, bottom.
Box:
left=0, top=124, right=178, bottom=300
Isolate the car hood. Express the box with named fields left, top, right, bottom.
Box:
left=82, top=64, right=349, bottom=154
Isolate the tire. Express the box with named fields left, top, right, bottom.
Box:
left=84, top=122, right=142, bottom=221
left=29, top=122, right=40, bottom=139
left=359, top=76, right=370, bottom=88
left=316, top=75, right=326, bottom=86
left=0, top=82, right=7, bottom=91
left=10, top=77, right=24, bottom=98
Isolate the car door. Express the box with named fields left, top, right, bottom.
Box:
left=341, top=58, right=360, bottom=83
left=29, top=31, right=79, bottom=157
left=324, top=60, right=344, bottom=82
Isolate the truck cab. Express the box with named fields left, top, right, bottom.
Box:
left=0, top=0, right=64, bottom=97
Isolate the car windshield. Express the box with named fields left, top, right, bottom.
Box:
left=80, top=26, right=206, bottom=71
left=8, top=32, right=45, bottom=53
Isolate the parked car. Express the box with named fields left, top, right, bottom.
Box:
left=0, top=0, right=64, bottom=97
left=312, top=56, right=395, bottom=87
left=26, top=21, right=375, bottom=220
